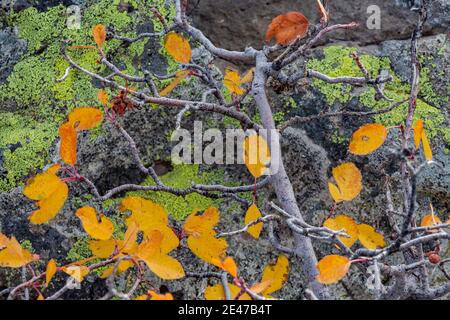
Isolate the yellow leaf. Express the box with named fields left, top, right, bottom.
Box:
left=89, top=239, right=117, bottom=258
left=37, top=293, right=45, bottom=300
left=323, top=215, right=359, bottom=248
left=164, top=32, right=192, bottom=64
left=204, top=283, right=251, bottom=300
left=240, top=68, right=255, bottom=84
left=148, top=290, right=174, bottom=300
left=100, top=259, right=133, bottom=279
left=0, top=233, right=8, bottom=249
left=328, top=182, right=343, bottom=203
left=316, top=255, right=350, bottom=284
left=0, top=236, right=35, bottom=268
left=328, top=163, right=362, bottom=203
left=244, top=204, right=263, bottom=239
left=160, top=70, right=190, bottom=97
left=47, top=164, right=61, bottom=175
left=349, top=124, right=388, bottom=155
left=23, top=171, right=61, bottom=201
left=421, top=214, right=443, bottom=233
left=137, top=230, right=185, bottom=280
left=62, top=265, right=89, bottom=282
left=68, top=107, right=103, bottom=131
left=29, top=182, right=68, bottom=224
left=121, top=222, right=139, bottom=254
left=212, top=256, right=238, bottom=278
left=224, top=68, right=245, bottom=95
left=92, top=24, right=106, bottom=48
left=260, top=255, right=289, bottom=295
left=421, top=130, right=433, bottom=161
left=59, top=122, right=77, bottom=166
left=243, top=134, right=271, bottom=178
left=97, top=90, right=109, bottom=106
left=249, top=280, right=272, bottom=294
left=413, top=119, right=424, bottom=149
left=183, top=208, right=228, bottom=264
left=45, top=259, right=57, bottom=288
left=358, top=224, right=385, bottom=250
left=75, top=206, right=114, bottom=240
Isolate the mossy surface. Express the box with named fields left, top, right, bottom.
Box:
left=306, top=46, right=449, bottom=145
left=0, top=0, right=175, bottom=192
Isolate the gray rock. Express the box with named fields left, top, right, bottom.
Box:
left=0, top=27, right=27, bottom=83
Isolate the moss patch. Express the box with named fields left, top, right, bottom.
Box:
left=306, top=46, right=449, bottom=145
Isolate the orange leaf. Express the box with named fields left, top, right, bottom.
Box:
left=164, top=32, right=192, bottom=64
left=266, top=12, right=309, bottom=45
left=29, top=182, right=68, bottom=224
left=244, top=204, right=263, bottom=239
left=59, top=122, right=77, bottom=166
left=204, top=283, right=251, bottom=300
left=159, top=70, right=190, bottom=97
left=183, top=208, right=228, bottom=264
left=212, top=256, right=238, bottom=278
left=0, top=236, right=36, bottom=268
left=97, top=90, right=109, bottom=106
left=224, top=68, right=245, bottom=95
left=357, top=224, right=385, bottom=250
left=23, top=171, right=62, bottom=201
left=413, top=119, right=424, bottom=149
left=349, top=124, right=388, bottom=155
left=148, top=290, right=174, bottom=300
left=76, top=206, right=114, bottom=240
left=137, top=230, right=185, bottom=280
left=92, top=24, right=106, bottom=48
left=260, top=255, right=289, bottom=295
left=243, top=134, right=271, bottom=178
left=328, top=163, right=362, bottom=203
left=421, top=214, right=443, bottom=233
left=323, top=215, right=359, bottom=248
left=421, top=130, right=433, bottom=161
left=45, top=259, right=57, bottom=288
left=316, top=255, right=350, bottom=284
left=68, top=107, right=103, bottom=131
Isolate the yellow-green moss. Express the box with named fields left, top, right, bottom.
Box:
left=306, top=45, right=449, bottom=145
left=0, top=0, right=176, bottom=192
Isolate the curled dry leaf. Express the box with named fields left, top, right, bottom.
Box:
left=75, top=206, right=114, bottom=240
left=204, top=283, right=251, bottom=300
left=421, top=214, right=443, bottom=233
left=244, top=204, right=263, bottom=239
left=92, top=24, right=106, bottom=48
left=243, top=134, right=271, bottom=178
left=323, top=215, right=359, bottom=248
left=265, top=12, right=309, bottom=45
left=0, top=235, right=37, bottom=268
left=183, top=207, right=228, bottom=264
left=357, top=224, right=385, bottom=250
left=137, top=230, right=185, bottom=280
left=164, top=32, right=192, bottom=64
left=316, top=255, right=351, bottom=285
left=328, top=162, right=362, bottom=203
left=349, top=124, right=388, bottom=155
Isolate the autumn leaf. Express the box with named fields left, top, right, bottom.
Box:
left=183, top=207, right=228, bottom=264
left=59, top=122, right=77, bottom=166
left=323, top=215, right=359, bottom=248
left=243, top=134, right=271, bottom=178
left=23, top=171, right=62, bottom=201
left=89, top=223, right=138, bottom=259
left=100, top=260, right=134, bottom=279
left=137, top=230, right=185, bottom=280
left=0, top=236, right=37, bottom=268
left=45, top=259, right=57, bottom=288
left=224, top=68, right=245, bottom=95
left=212, top=256, right=238, bottom=278
left=62, top=265, right=89, bottom=282
left=89, top=239, right=117, bottom=259
left=92, top=24, right=106, bottom=48
left=68, top=107, right=104, bottom=131
left=204, top=283, right=251, bottom=300
left=120, top=197, right=179, bottom=252
left=266, top=12, right=309, bottom=45
left=328, top=163, right=362, bottom=203
left=164, top=32, right=192, bottom=64
left=97, top=90, right=109, bottom=106
left=136, top=290, right=174, bottom=300
left=358, top=224, right=385, bottom=250
left=413, top=119, right=424, bottom=149
left=240, top=68, right=255, bottom=84
left=160, top=70, right=191, bottom=97
left=316, top=255, right=351, bottom=284
left=244, top=204, right=263, bottom=239
left=421, top=129, right=433, bottom=161
left=29, top=182, right=68, bottom=224
left=349, top=124, right=388, bottom=155
left=421, top=214, right=443, bottom=233
left=76, top=206, right=114, bottom=240
left=259, top=255, right=289, bottom=295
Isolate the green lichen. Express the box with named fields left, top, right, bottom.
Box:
left=0, top=0, right=176, bottom=192
left=129, top=164, right=225, bottom=221
left=306, top=45, right=449, bottom=145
